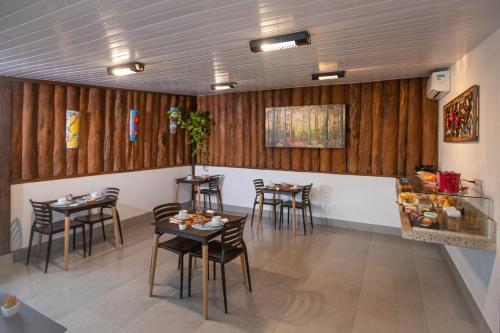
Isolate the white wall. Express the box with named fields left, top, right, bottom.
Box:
left=10, top=166, right=191, bottom=251
left=196, top=166, right=400, bottom=228
left=438, top=27, right=500, bottom=332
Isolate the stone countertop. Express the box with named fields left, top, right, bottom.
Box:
left=396, top=178, right=496, bottom=252
left=399, top=207, right=496, bottom=251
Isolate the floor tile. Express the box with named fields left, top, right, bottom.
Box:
left=0, top=212, right=482, bottom=333
left=58, top=308, right=121, bottom=333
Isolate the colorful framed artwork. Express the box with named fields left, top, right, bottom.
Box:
left=65, top=110, right=80, bottom=149
left=265, top=104, right=346, bottom=148
left=130, top=109, right=139, bottom=141
left=443, top=85, right=479, bottom=142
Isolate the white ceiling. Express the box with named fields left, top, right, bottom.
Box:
left=0, top=0, right=499, bottom=95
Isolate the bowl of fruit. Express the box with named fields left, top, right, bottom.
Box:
left=1, top=294, right=20, bottom=318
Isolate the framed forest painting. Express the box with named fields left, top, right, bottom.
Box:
left=265, top=104, right=346, bottom=148
left=443, top=85, right=479, bottom=142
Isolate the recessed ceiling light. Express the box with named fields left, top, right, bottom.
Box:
left=250, top=31, right=311, bottom=53
left=211, top=82, right=237, bottom=90
left=107, top=62, right=145, bottom=76
left=312, top=70, right=346, bottom=81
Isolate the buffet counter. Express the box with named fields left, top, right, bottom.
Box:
left=396, top=176, right=496, bottom=251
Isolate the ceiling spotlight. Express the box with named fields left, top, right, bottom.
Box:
left=107, top=62, right=145, bottom=76
left=211, top=82, right=237, bottom=90
left=250, top=31, right=311, bottom=53
left=312, top=70, right=346, bottom=81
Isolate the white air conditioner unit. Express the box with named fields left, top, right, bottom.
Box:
left=426, top=71, right=450, bottom=100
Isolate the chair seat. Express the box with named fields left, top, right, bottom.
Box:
left=75, top=213, right=113, bottom=224
left=255, top=198, right=282, bottom=206
left=190, top=240, right=242, bottom=263
left=35, top=219, right=83, bottom=234
left=159, top=236, right=200, bottom=255
left=200, top=188, right=218, bottom=195
left=282, top=200, right=308, bottom=208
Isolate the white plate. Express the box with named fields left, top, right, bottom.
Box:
left=51, top=202, right=70, bottom=207
left=206, top=221, right=222, bottom=227
left=192, top=224, right=218, bottom=231
left=174, top=214, right=192, bottom=221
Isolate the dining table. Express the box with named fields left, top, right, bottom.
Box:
left=50, top=195, right=122, bottom=271
left=258, top=184, right=304, bottom=235
left=174, top=176, right=211, bottom=210
left=149, top=211, right=247, bottom=320
left=0, top=289, right=66, bottom=332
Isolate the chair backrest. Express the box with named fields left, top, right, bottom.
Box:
left=221, top=216, right=247, bottom=252
left=101, top=187, right=120, bottom=200
left=153, top=203, right=181, bottom=223
left=30, top=200, right=52, bottom=227
left=253, top=179, right=264, bottom=196
left=209, top=175, right=222, bottom=191
left=302, top=183, right=313, bottom=205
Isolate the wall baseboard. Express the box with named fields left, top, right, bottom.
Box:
left=0, top=252, right=13, bottom=266
left=222, top=203, right=401, bottom=236
left=440, top=246, right=492, bottom=333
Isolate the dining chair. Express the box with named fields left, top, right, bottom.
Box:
left=250, top=179, right=282, bottom=227
left=26, top=200, right=86, bottom=273
left=280, top=183, right=314, bottom=234
left=201, top=175, right=224, bottom=211
left=188, top=216, right=252, bottom=313
left=74, top=187, right=123, bottom=256
left=149, top=203, right=201, bottom=298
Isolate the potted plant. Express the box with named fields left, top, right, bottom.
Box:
left=1, top=295, right=20, bottom=318
left=178, top=220, right=187, bottom=230
left=168, top=107, right=180, bottom=134
left=178, top=111, right=213, bottom=167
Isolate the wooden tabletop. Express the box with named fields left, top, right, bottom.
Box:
left=175, top=176, right=211, bottom=185
left=263, top=185, right=303, bottom=194
left=0, top=290, right=66, bottom=332
left=50, top=196, right=116, bottom=215
left=152, top=212, right=246, bottom=244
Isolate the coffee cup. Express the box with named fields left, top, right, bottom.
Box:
left=178, top=210, right=188, bottom=219
left=211, top=216, right=221, bottom=225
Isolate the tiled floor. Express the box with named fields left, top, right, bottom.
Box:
left=0, top=212, right=481, bottom=333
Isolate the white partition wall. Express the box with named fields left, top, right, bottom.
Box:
left=196, top=166, right=400, bottom=228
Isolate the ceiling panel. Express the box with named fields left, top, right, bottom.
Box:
left=0, top=0, right=499, bottom=95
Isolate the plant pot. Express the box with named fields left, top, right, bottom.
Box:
left=179, top=224, right=187, bottom=230
left=169, top=122, right=177, bottom=134
left=1, top=302, right=20, bottom=318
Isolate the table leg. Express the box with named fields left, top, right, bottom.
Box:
left=257, top=194, right=264, bottom=228
left=112, top=206, right=123, bottom=247
left=63, top=215, right=70, bottom=271
left=149, top=233, right=160, bottom=296
left=202, top=244, right=209, bottom=319
left=292, top=194, right=297, bottom=236
left=175, top=183, right=180, bottom=203
left=272, top=193, right=276, bottom=228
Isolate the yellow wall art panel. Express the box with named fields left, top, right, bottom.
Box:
left=65, top=110, right=80, bottom=149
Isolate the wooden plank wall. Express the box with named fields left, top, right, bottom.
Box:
left=0, top=78, right=12, bottom=255
left=198, top=78, right=438, bottom=177
left=7, top=78, right=195, bottom=183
